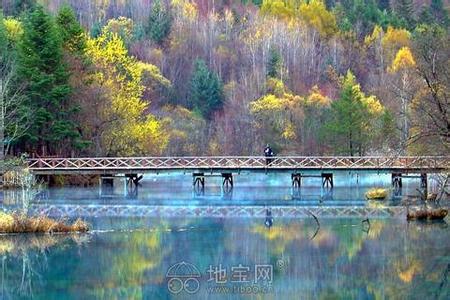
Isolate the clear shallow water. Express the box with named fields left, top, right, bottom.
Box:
left=0, top=217, right=448, bottom=299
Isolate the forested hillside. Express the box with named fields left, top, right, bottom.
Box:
left=0, top=0, right=448, bottom=157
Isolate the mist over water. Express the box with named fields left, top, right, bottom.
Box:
left=3, top=171, right=435, bottom=207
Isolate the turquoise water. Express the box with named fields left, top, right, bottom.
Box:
left=0, top=217, right=448, bottom=299
left=0, top=173, right=448, bottom=299
left=3, top=172, right=436, bottom=207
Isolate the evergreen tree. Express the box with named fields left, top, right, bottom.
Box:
left=11, top=0, right=36, bottom=16
left=147, top=0, right=172, bottom=46
left=267, top=47, right=282, bottom=79
left=90, top=22, right=102, bottom=38
left=429, top=0, right=449, bottom=27
left=418, top=8, right=434, bottom=25
left=189, top=59, right=224, bottom=119
left=394, top=0, right=415, bottom=29
left=335, top=0, right=398, bottom=36
left=17, top=6, right=80, bottom=155
left=252, top=0, right=263, bottom=7
left=377, top=0, right=390, bottom=11
left=321, top=71, right=389, bottom=156
left=56, top=5, right=86, bottom=54
left=361, top=0, right=383, bottom=34
left=324, top=0, right=336, bottom=10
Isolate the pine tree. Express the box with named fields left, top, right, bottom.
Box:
left=147, top=0, right=172, bottom=46
left=324, top=0, right=336, bottom=10
left=429, top=0, right=449, bottom=27
left=395, top=0, right=415, bottom=29
left=267, top=47, right=282, bottom=79
left=377, top=0, right=390, bottom=11
left=321, top=71, right=388, bottom=156
left=418, top=8, right=434, bottom=25
left=17, top=6, right=80, bottom=155
left=11, top=0, right=36, bottom=16
left=56, top=5, right=86, bottom=54
left=90, top=22, right=102, bottom=38
left=189, top=59, right=224, bottom=119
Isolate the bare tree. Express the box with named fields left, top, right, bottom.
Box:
left=409, top=25, right=449, bottom=153
left=0, top=57, right=30, bottom=161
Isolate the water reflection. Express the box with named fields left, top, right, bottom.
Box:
left=0, top=218, right=447, bottom=299
left=0, top=234, right=90, bottom=299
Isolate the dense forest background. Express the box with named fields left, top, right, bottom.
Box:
left=0, top=0, right=448, bottom=157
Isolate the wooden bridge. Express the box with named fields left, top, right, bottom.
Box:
left=27, top=156, right=449, bottom=189
left=27, top=156, right=449, bottom=174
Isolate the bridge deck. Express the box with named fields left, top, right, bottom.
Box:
left=27, top=156, right=450, bottom=175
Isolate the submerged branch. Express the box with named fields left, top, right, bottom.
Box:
left=309, top=212, right=320, bottom=240
left=362, top=218, right=371, bottom=234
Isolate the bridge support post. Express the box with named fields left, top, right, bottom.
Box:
left=222, top=173, right=233, bottom=188
left=322, top=173, right=333, bottom=188
left=420, top=173, right=427, bottom=188
left=392, top=173, right=402, bottom=189
left=125, top=174, right=143, bottom=188
left=193, top=173, right=205, bottom=189
left=420, top=173, right=428, bottom=198
left=291, top=173, right=301, bottom=188
left=99, top=175, right=114, bottom=188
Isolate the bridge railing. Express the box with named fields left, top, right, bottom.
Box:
left=26, top=156, right=450, bottom=171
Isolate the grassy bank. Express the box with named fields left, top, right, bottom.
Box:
left=0, top=212, right=89, bottom=233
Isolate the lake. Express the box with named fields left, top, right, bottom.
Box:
left=0, top=172, right=448, bottom=299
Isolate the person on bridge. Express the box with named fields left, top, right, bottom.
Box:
left=264, top=144, right=274, bottom=165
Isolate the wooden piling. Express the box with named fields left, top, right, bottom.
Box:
left=322, top=173, right=333, bottom=188
left=291, top=173, right=301, bottom=188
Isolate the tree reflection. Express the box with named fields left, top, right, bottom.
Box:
left=0, top=234, right=90, bottom=299
left=0, top=217, right=447, bottom=298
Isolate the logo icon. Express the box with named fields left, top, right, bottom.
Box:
left=166, top=261, right=201, bottom=294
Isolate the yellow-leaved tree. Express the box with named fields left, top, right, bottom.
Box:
left=84, top=30, right=170, bottom=156
left=388, top=46, right=417, bottom=150
left=302, top=85, right=330, bottom=154
left=249, top=78, right=303, bottom=153
left=260, top=0, right=337, bottom=38
left=389, top=46, right=416, bottom=73
left=3, top=18, right=23, bottom=42
left=298, top=0, right=337, bottom=38
left=381, top=26, right=411, bottom=63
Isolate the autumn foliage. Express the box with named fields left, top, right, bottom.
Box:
left=0, top=0, right=447, bottom=157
